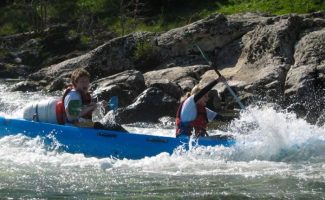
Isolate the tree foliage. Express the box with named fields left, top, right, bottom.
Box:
left=0, top=0, right=324, bottom=36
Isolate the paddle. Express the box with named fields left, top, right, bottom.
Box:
left=108, top=96, right=118, bottom=112
left=93, top=96, right=118, bottom=120
left=194, top=44, right=245, bottom=110
left=182, top=30, right=245, bottom=109
left=93, top=95, right=128, bottom=132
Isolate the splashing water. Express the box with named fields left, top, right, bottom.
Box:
left=0, top=81, right=324, bottom=199
left=227, top=105, right=325, bottom=162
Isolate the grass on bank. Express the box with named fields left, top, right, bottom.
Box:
left=0, top=0, right=324, bottom=37
left=110, top=0, right=325, bottom=35
left=218, top=0, right=325, bottom=15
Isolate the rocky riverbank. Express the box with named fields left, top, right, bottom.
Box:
left=1, top=12, right=325, bottom=125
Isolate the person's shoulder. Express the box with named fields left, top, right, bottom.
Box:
left=66, top=89, right=81, bottom=98
left=185, top=95, right=195, bottom=102
left=69, top=89, right=80, bottom=94
left=182, top=95, right=195, bottom=106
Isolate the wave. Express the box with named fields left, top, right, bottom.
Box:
left=0, top=82, right=324, bottom=176
left=225, top=105, right=325, bottom=162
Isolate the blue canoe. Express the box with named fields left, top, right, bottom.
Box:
left=0, top=116, right=235, bottom=159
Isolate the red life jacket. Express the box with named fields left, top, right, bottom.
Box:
left=175, top=99, right=208, bottom=137
left=55, top=86, right=92, bottom=124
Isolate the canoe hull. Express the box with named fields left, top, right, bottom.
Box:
left=0, top=117, right=235, bottom=159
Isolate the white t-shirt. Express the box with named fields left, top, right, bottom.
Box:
left=180, top=95, right=217, bottom=122
left=64, top=89, right=82, bottom=121
left=64, top=89, right=81, bottom=108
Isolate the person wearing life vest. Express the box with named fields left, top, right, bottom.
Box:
left=56, top=68, right=128, bottom=132
left=175, top=76, right=226, bottom=138
left=55, top=68, right=97, bottom=126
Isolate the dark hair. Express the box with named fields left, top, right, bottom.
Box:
left=71, top=68, right=90, bottom=87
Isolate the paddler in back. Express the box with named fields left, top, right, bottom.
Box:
left=175, top=76, right=227, bottom=138
left=57, top=68, right=127, bottom=132
left=60, top=68, right=96, bottom=126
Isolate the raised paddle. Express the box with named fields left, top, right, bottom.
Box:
left=92, top=96, right=119, bottom=120
left=108, top=96, right=118, bottom=112
left=195, top=44, right=245, bottom=110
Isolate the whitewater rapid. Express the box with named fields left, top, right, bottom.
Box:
left=0, top=80, right=324, bottom=199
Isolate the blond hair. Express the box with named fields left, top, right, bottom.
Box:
left=71, top=68, right=90, bottom=87
left=190, top=85, right=201, bottom=96
left=179, top=84, right=202, bottom=102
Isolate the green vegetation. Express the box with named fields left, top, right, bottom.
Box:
left=0, top=49, right=8, bottom=58
left=0, top=0, right=324, bottom=37
left=219, top=0, right=325, bottom=15
left=4, top=63, right=14, bottom=70
left=132, top=40, right=161, bottom=71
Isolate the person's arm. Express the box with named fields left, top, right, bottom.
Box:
left=79, top=102, right=97, bottom=117
left=193, top=76, right=226, bottom=102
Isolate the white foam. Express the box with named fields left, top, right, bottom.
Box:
left=227, top=105, right=325, bottom=162
left=0, top=82, right=324, bottom=180
left=0, top=134, right=115, bottom=169
left=0, top=81, right=59, bottom=118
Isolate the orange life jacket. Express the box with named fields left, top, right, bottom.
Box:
left=55, top=86, right=92, bottom=124
left=175, top=99, right=208, bottom=137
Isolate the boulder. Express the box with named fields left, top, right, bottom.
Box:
left=157, top=13, right=262, bottom=57
left=285, top=29, right=325, bottom=98
left=155, top=13, right=267, bottom=67
left=113, top=87, right=178, bottom=124
left=0, top=63, right=30, bottom=78
left=233, top=16, right=302, bottom=99
left=10, top=80, right=44, bottom=92
left=144, top=65, right=210, bottom=92
left=91, top=70, right=146, bottom=107
left=284, top=29, right=325, bottom=123
left=28, top=32, right=157, bottom=90
left=4, top=11, right=325, bottom=124
left=145, top=78, right=183, bottom=100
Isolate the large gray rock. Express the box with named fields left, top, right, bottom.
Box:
left=6, top=11, right=325, bottom=124
left=10, top=80, right=43, bottom=92
left=195, top=13, right=325, bottom=118
left=285, top=29, right=325, bottom=97
left=284, top=29, right=325, bottom=122
left=0, top=25, right=89, bottom=78
left=157, top=13, right=262, bottom=57
left=112, top=87, right=178, bottom=124
left=28, top=32, right=157, bottom=89
left=24, top=13, right=267, bottom=91
left=234, top=16, right=302, bottom=99
left=144, top=65, right=210, bottom=92
left=28, top=52, right=93, bottom=82
left=145, top=78, right=183, bottom=101
left=91, top=70, right=146, bottom=107
left=154, top=13, right=269, bottom=68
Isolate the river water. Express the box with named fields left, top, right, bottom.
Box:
left=0, top=81, right=324, bottom=199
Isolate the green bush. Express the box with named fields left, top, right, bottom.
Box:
left=0, top=23, right=16, bottom=36
left=132, top=41, right=161, bottom=71
left=1, top=0, right=325, bottom=38
left=80, top=34, right=91, bottom=46
left=0, top=6, right=31, bottom=35
left=218, top=0, right=325, bottom=15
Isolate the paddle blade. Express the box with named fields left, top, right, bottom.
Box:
left=108, top=96, right=118, bottom=111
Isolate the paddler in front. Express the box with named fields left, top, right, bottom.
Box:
left=60, top=68, right=96, bottom=126
left=175, top=75, right=227, bottom=138
left=57, top=68, right=127, bottom=132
